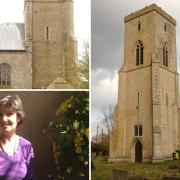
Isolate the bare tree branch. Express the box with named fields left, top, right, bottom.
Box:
left=100, top=105, right=114, bottom=137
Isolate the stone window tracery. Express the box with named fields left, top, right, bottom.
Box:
left=136, top=40, right=143, bottom=66
left=0, top=63, right=11, bottom=86
left=163, top=43, right=168, bottom=67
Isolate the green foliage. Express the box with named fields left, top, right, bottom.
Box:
left=45, top=92, right=89, bottom=180
left=91, top=133, right=110, bottom=156
left=92, top=156, right=180, bottom=180
left=91, top=140, right=109, bottom=156
left=77, top=41, right=89, bottom=89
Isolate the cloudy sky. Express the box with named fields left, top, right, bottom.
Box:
left=92, top=0, right=180, bottom=136
left=0, top=0, right=90, bottom=55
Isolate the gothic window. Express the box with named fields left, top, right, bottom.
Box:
left=0, top=63, right=11, bottom=86
left=138, top=21, right=141, bottom=31
left=163, top=43, right=168, bottom=67
left=136, top=41, right=143, bottom=66
left=135, top=125, right=142, bottom=137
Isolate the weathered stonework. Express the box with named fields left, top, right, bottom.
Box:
left=109, top=4, right=180, bottom=163
left=0, top=0, right=77, bottom=89
left=0, top=51, right=32, bottom=89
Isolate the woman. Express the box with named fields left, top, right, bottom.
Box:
left=0, top=95, right=35, bottom=180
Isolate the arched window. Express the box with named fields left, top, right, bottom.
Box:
left=136, top=41, right=143, bottom=66
left=0, top=63, right=11, bottom=86
left=163, top=43, right=168, bottom=67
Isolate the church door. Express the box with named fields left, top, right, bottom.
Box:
left=135, top=141, right=142, bottom=163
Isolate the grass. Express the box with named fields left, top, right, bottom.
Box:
left=91, top=156, right=180, bottom=180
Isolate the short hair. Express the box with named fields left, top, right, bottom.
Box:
left=0, top=95, right=25, bottom=126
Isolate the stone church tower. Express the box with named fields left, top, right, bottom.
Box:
left=24, top=0, right=77, bottom=88
left=0, top=0, right=77, bottom=89
left=109, top=4, right=180, bottom=163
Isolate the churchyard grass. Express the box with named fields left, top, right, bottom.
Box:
left=92, top=156, right=180, bottom=180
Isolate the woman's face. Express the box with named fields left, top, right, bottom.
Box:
left=0, top=106, right=19, bottom=133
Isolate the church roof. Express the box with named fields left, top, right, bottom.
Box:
left=124, top=4, right=176, bottom=26
left=0, top=23, right=26, bottom=51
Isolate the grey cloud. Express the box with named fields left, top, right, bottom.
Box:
left=91, top=0, right=180, bottom=136
left=92, top=69, right=117, bottom=85
left=91, top=69, right=118, bottom=110
left=92, top=0, right=125, bottom=71
left=92, top=0, right=180, bottom=72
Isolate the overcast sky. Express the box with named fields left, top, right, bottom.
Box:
left=92, top=0, right=180, bottom=136
left=0, top=0, right=90, bottom=55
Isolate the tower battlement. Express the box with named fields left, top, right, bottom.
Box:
left=124, top=4, right=176, bottom=26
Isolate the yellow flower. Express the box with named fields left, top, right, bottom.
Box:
left=75, top=147, right=82, bottom=154
left=85, top=128, right=89, bottom=139
left=74, top=137, right=80, bottom=144
left=52, top=142, right=60, bottom=165
left=56, top=99, right=71, bottom=115
left=73, top=121, right=79, bottom=129
left=74, top=133, right=83, bottom=144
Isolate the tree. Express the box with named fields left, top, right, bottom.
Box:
left=77, top=41, right=89, bottom=89
left=91, top=106, right=115, bottom=157
left=91, top=106, right=114, bottom=156
left=100, top=105, right=114, bottom=138
left=91, top=133, right=109, bottom=156
left=45, top=92, right=89, bottom=180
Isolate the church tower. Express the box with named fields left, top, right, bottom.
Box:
left=24, top=0, right=77, bottom=89
left=109, top=4, right=180, bottom=163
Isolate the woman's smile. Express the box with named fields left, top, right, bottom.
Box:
left=0, top=95, right=35, bottom=179
left=0, top=108, right=18, bottom=133
left=1, top=122, right=12, bottom=127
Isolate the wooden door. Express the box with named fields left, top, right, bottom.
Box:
left=135, top=141, right=142, bottom=163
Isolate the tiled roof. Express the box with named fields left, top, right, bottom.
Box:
left=0, top=23, right=25, bottom=50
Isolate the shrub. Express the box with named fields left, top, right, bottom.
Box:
left=45, top=92, right=89, bottom=179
